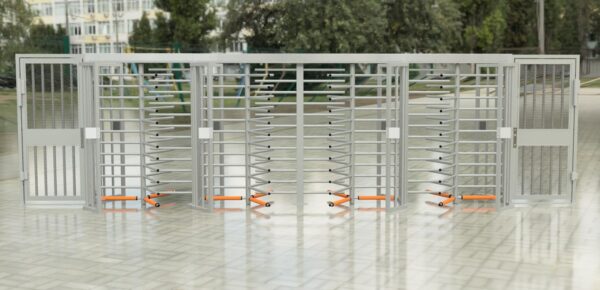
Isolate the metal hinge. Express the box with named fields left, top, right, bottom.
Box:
left=19, top=171, right=27, bottom=181
left=17, top=93, right=24, bottom=107
left=571, top=172, right=578, bottom=181
left=513, top=128, right=518, bottom=148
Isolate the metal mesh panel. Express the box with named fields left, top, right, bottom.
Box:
left=518, top=146, right=569, bottom=196
left=519, top=64, right=570, bottom=129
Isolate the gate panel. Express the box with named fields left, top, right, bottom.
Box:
left=510, top=58, right=578, bottom=204
left=17, top=56, right=85, bottom=206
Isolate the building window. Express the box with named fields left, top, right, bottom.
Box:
left=114, top=42, right=126, bottom=53
left=54, top=3, right=65, bottom=17
left=113, top=0, right=125, bottom=12
left=85, top=23, right=96, bottom=35
left=85, top=43, right=97, bottom=53
left=36, top=3, right=53, bottom=16
left=85, top=0, right=95, bottom=13
left=127, top=0, right=139, bottom=11
left=113, top=20, right=125, bottom=34
left=71, top=44, right=82, bottom=54
left=98, top=21, right=110, bottom=35
left=99, top=43, right=111, bottom=53
left=69, top=23, right=82, bottom=36
left=127, top=20, right=138, bottom=33
left=97, top=0, right=109, bottom=13
left=142, top=0, right=154, bottom=10
left=68, top=1, right=81, bottom=16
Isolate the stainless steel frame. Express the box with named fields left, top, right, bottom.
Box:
left=15, top=54, right=580, bottom=210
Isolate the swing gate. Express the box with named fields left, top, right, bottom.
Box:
left=15, top=54, right=579, bottom=210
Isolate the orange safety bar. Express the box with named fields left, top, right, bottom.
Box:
left=102, top=195, right=138, bottom=201
left=249, top=197, right=271, bottom=207
left=438, top=196, right=455, bottom=207
left=144, top=197, right=160, bottom=207
left=148, top=193, right=170, bottom=199
left=251, top=193, right=269, bottom=198
left=328, top=197, right=351, bottom=207
left=211, top=195, right=243, bottom=201
left=357, top=195, right=394, bottom=201
left=429, top=192, right=452, bottom=198
left=460, top=195, right=496, bottom=201
left=329, top=192, right=349, bottom=198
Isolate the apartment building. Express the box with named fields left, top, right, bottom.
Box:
left=27, top=0, right=246, bottom=53
left=28, top=0, right=162, bottom=53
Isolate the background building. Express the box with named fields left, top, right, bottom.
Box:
left=27, top=0, right=162, bottom=54
left=26, top=0, right=246, bottom=54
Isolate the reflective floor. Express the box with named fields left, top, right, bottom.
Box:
left=0, top=90, right=599, bottom=289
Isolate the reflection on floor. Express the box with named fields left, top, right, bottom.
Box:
left=0, top=91, right=598, bottom=289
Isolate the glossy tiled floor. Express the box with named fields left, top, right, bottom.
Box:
left=0, top=91, right=599, bottom=289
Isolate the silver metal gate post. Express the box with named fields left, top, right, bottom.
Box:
left=296, top=64, right=304, bottom=212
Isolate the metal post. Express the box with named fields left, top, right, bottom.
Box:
left=244, top=65, right=252, bottom=205
left=349, top=64, right=356, bottom=203
left=137, top=63, right=147, bottom=206
left=399, top=64, right=409, bottom=206
left=385, top=64, right=392, bottom=209
left=206, top=63, right=215, bottom=211
left=452, top=64, right=461, bottom=200
left=191, top=65, right=201, bottom=207
left=296, top=64, right=304, bottom=211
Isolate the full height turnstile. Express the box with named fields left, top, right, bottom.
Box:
left=16, top=54, right=579, bottom=210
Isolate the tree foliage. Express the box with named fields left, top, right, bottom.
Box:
left=222, top=0, right=284, bottom=52
left=384, top=0, right=462, bottom=52
left=154, top=0, right=216, bottom=51
left=129, top=12, right=154, bottom=48
left=276, top=0, right=387, bottom=53
left=1, top=1, right=66, bottom=76
left=0, top=0, right=34, bottom=75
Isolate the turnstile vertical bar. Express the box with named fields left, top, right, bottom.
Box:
left=400, top=65, right=409, bottom=206
left=207, top=63, right=215, bottom=211
left=42, top=64, right=48, bottom=196
left=452, top=64, right=460, bottom=199
left=385, top=64, right=392, bottom=209
left=244, top=64, right=252, bottom=204
left=296, top=64, right=304, bottom=211
left=521, top=65, right=527, bottom=195
left=51, top=64, right=57, bottom=196
left=219, top=65, right=225, bottom=199
left=540, top=65, right=546, bottom=194
left=70, top=64, right=77, bottom=197
left=17, top=59, right=27, bottom=203
left=137, top=64, right=147, bottom=206
left=549, top=65, right=556, bottom=195
left=118, top=65, right=126, bottom=196
left=349, top=64, right=356, bottom=203
left=376, top=64, right=382, bottom=197
left=531, top=65, right=536, bottom=194
left=475, top=65, right=481, bottom=187
left=191, top=65, right=200, bottom=207
left=495, top=65, right=504, bottom=206
left=60, top=64, right=67, bottom=197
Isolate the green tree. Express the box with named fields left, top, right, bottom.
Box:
left=458, top=0, right=507, bottom=52
left=384, top=0, right=462, bottom=52
left=153, top=12, right=173, bottom=48
left=23, top=24, right=67, bottom=53
left=222, top=0, right=284, bottom=52
left=503, top=0, right=536, bottom=52
left=129, top=12, right=154, bottom=49
left=276, top=0, right=387, bottom=52
left=154, top=0, right=216, bottom=52
left=0, top=0, right=34, bottom=76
